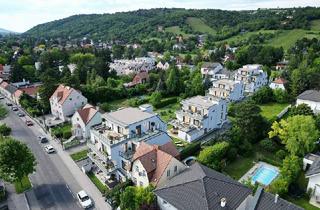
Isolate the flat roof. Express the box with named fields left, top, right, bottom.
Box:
left=182, top=96, right=218, bottom=108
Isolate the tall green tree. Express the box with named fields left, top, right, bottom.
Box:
left=269, top=115, right=319, bottom=156
left=198, top=141, right=229, bottom=170
left=165, top=67, right=183, bottom=95
left=0, top=138, right=36, bottom=186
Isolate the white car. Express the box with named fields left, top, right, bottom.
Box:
left=44, top=145, right=55, bottom=154
left=77, top=190, right=93, bottom=209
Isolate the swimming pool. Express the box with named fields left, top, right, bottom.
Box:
left=251, top=165, right=279, bottom=186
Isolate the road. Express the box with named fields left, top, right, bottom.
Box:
left=2, top=101, right=83, bottom=210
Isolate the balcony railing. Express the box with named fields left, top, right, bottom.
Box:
left=88, top=152, right=116, bottom=175
left=176, top=110, right=206, bottom=120
left=87, top=142, right=109, bottom=162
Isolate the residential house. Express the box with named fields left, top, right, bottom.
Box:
left=170, top=95, right=227, bottom=142
left=131, top=141, right=185, bottom=188
left=234, top=64, right=268, bottom=93
left=0, top=81, right=17, bottom=101
left=50, top=85, right=88, bottom=121
left=12, top=83, right=41, bottom=104
left=0, top=64, right=11, bottom=81
left=67, top=64, right=77, bottom=74
left=201, top=62, right=234, bottom=82
left=88, top=105, right=170, bottom=182
left=275, top=60, right=289, bottom=70
left=154, top=162, right=302, bottom=210
left=269, top=78, right=287, bottom=90
left=296, top=90, right=320, bottom=114
left=208, top=79, right=245, bottom=102
left=304, top=153, right=320, bottom=204
left=110, top=57, right=155, bottom=75
left=71, top=104, right=102, bottom=139
left=124, top=72, right=149, bottom=88
left=156, top=62, right=170, bottom=71
left=34, top=62, right=41, bottom=71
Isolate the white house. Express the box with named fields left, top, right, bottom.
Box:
left=208, top=79, right=244, bottom=102
left=110, top=57, right=155, bottom=75
left=157, top=62, right=170, bottom=70
left=297, top=90, right=320, bottom=114
left=67, top=64, right=77, bottom=74
left=88, top=105, right=170, bottom=182
left=71, top=104, right=102, bottom=139
left=201, top=62, right=223, bottom=81
left=50, top=84, right=88, bottom=121
left=170, top=95, right=227, bottom=142
left=304, top=153, right=320, bottom=202
left=131, top=141, right=185, bottom=188
left=269, top=78, right=287, bottom=90
left=234, top=64, right=268, bottom=93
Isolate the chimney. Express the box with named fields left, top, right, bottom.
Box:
left=220, top=197, right=226, bottom=208
left=274, top=194, right=279, bottom=203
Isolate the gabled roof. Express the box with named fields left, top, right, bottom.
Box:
left=19, top=85, right=41, bottom=97
left=306, top=157, right=320, bottom=177
left=134, top=71, right=149, bottom=80
left=50, top=84, right=78, bottom=105
left=246, top=187, right=303, bottom=210
left=297, top=90, right=320, bottom=102
left=201, top=62, right=221, bottom=69
left=133, top=141, right=180, bottom=186
left=272, top=78, right=287, bottom=85
left=5, top=84, right=18, bottom=94
left=154, top=162, right=252, bottom=210
left=76, top=104, right=99, bottom=125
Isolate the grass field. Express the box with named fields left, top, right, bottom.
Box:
left=259, top=103, right=289, bottom=121
left=311, top=19, right=320, bottom=31
left=165, top=26, right=191, bottom=38
left=187, top=17, right=216, bottom=35
left=70, top=149, right=88, bottom=162
left=154, top=102, right=181, bottom=123
left=220, top=30, right=276, bottom=44
left=15, top=176, right=32, bottom=193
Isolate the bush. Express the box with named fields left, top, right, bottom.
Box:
left=180, top=142, right=201, bottom=160
left=149, top=92, right=162, bottom=107
left=154, top=97, right=177, bottom=109
left=276, top=150, right=287, bottom=160
left=251, top=86, right=274, bottom=104
left=100, top=103, right=111, bottom=112
left=273, top=89, right=290, bottom=103
left=226, top=147, right=238, bottom=161
left=259, top=138, right=276, bottom=152
left=63, top=130, right=72, bottom=139
left=0, top=124, right=11, bottom=136
left=198, top=141, right=230, bottom=170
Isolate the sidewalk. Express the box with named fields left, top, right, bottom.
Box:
left=6, top=185, right=29, bottom=210
left=18, top=108, right=111, bottom=210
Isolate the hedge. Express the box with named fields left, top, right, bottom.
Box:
left=154, top=97, right=178, bottom=109
left=180, top=142, right=201, bottom=160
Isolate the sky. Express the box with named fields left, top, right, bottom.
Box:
left=1, top=0, right=320, bottom=33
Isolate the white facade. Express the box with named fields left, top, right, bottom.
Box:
left=234, top=64, right=268, bottom=93
left=71, top=108, right=102, bottom=139
left=208, top=79, right=244, bottom=102
left=157, top=62, right=170, bottom=70
left=50, top=86, right=88, bottom=121
left=67, top=64, right=77, bottom=74
left=110, top=57, right=155, bottom=75
left=201, top=63, right=225, bottom=81
left=171, top=96, right=227, bottom=142
left=269, top=82, right=285, bottom=90
left=3, top=65, right=11, bottom=74
left=88, top=106, right=170, bottom=180
left=297, top=100, right=320, bottom=114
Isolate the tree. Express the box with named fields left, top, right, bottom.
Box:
left=269, top=115, right=319, bottom=156
left=280, top=155, right=302, bottom=183
left=149, top=92, right=162, bottom=108
left=189, top=71, right=204, bottom=96
left=119, top=186, right=155, bottom=210
left=166, top=67, right=183, bottom=95
left=120, top=186, right=137, bottom=210
left=289, top=103, right=314, bottom=116
left=273, top=89, right=290, bottom=103
left=0, top=124, right=11, bottom=136
left=0, top=104, right=8, bottom=119
left=0, top=138, right=36, bottom=186
left=251, top=86, right=274, bottom=104
left=198, top=141, right=229, bottom=170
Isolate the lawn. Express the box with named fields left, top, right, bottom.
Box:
left=259, top=103, right=289, bottom=121
left=70, top=149, right=88, bottom=161
left=187, top=17, right=216, bottom=35
left=224, top=157, right=255, bottom=180
left=154, top=101, right=181, bottom=123
left=286, top=197, right=319, bottom=210
left=219, top=30, right=276, bottom=44
left=14, top=176, right=32, bottom=193
left=311, top=19, right=320, bottom=31
left=51, top=123, right=72, bottom=140
left=87, top=172, right=108, bottom=193
left=165, top=26, right=191, bottom=38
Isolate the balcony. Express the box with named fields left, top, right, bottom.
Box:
left=119, top=150, right=135, bottom=160
left=176, top=110, right=206, bottom=120
left=88, top=152, right=116, bottom=175
left=87, top=142, right=109, bottom=162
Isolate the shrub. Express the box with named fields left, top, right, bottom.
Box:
left=0, top=124, right=11, bottom=136
left=198, top=141, right=230, bottom=170
left=63, top=130, right=72, bottom=139
left=154, top=97, right=177, bottom=109
left=149, top=92, right=162, bottom=107
left=276, top=150, right=287, bottom=160
left=273, top=89, right=290, bottom=103
left=180, top=142, right=201, bottom=160
left=259, top=138, right=276, bottom=152
left=100, top=103, right=111, bottom=112
left=251, top=86, right=274, bottom=104
left=226, top=147, right=238, bottom=161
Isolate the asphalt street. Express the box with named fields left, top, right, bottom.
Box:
left=2, top=100, right=83, bottom=210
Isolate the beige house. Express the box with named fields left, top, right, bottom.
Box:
left=131, top=141, right=185, bottom=188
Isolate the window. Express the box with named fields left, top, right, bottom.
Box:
left=139, top=181, right=143, bottom=186
left=167, top=170, right=171, bottom=177
left=135, top=166, right=139, bottom=172
left=69, top=97, right=72, bottom=100
left=174, top=166, right=177, bottom=173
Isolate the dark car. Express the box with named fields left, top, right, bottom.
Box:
left=26, top=120, right=33, bottom=126
left=18, top=112, right=25, bottom=117
left=5, top=102, right=12, bottom=106
left=0, top=96, right=4, bottom=100
left=11, top=107, right=18, bottom=111
left=38, top=136, right=48, bottom=143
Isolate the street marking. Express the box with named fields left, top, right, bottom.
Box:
left=66, top=184, right=76, bottom=199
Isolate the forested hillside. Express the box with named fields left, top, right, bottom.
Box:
left=24, top=7, right=320, bottom=42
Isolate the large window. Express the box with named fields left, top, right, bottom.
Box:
left=167, top=170, right=171, bottom=177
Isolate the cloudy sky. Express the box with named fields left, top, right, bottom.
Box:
left=2, top=0, right=320, bottom=32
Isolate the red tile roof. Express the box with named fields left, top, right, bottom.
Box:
left=14, top=89, right=23, bottom=99
left=50, top=84, right=74, bottom=105
left=133, top=141, right=180, bottom=186
left=0, top=81, right=8, bottom=89
left=77, top=104, right=98, bottom=125
left=273, top=78, right=287, bottom=84
left=19, top=85, right=40, bottom=97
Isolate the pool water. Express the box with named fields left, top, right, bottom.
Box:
left=251, top=166, right=279, bottom=185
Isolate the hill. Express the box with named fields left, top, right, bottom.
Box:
left=24, top=7, right=320, bottom=42
left=0, top=28, right=17, bottom=36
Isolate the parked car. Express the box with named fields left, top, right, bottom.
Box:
left=11, top=107, right=18, bottom=111
left=17, top=112, right=25, bottom=117
left=44, top=145, right=55, bottom=154
left=38, top=136, right=48, bottom=143
left=25, top=120, right=33, bottom=126
left=5, top=102, right=12, bottom=106
left=77, top=190, right=93, bottom=209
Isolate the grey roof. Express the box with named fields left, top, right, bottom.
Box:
left=202, top=62, right=221, bottom=69
left=182, top=95, right=219, bottom=108
left=297, top=90, right=320, bottom=102
left=306, top=157, right=320, bottom=177
left=104, top=107, right=156, bottom=126
left=5, top=84, right=18, bottom=94
left=154, top=162, right=252, bottom=210
left=246, top=187, right=303, bottom=210
left=216, top=68, right=235, bottom=77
